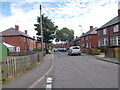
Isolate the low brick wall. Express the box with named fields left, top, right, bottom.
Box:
left=114, top=48, right=120, bottom=59
left=81, top=48, right=101, bottom=55
left=105, top=47, right=120, bottom=59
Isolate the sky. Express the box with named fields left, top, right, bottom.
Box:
left=0, top=0, right=119, bottom=42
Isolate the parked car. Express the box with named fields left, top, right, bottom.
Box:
left=53, top=48, right=58, bottom=52
left=58, top=48, right=67, bottom=52
left=68, top=46, right=81, bottom=56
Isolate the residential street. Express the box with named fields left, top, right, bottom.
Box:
left=35, top=52, right=118, bottom=88
left=2, top=52, right=118, bottom=89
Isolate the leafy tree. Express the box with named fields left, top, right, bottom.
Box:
left=34, top=14, right=58, bottom=50
left=55, top=27, right=74, bottom=43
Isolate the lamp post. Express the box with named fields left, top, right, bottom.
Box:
left=79, top=25, right=82, bottom=36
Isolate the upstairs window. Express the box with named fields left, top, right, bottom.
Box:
left=86, top=36, right=89, bottom=40
left=103, top=29, right=107, bottom=35
left=113, top=25, right=119, bottom=33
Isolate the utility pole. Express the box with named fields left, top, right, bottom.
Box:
left=40, top=4, right=44, bottom=52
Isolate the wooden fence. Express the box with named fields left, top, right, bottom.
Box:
left=0, top=52, right=45, bottom=78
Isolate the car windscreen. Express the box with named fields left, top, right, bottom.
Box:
left=73, top=47, right=80, bottom=49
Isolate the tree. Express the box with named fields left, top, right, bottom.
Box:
left=55, top=27, right=74, bottom=43
left=34, top=14, right=58, bottom=50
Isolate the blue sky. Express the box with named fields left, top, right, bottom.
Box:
left=0, top=0, right=119, bottom=41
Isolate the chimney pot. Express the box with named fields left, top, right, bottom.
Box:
left=15, top=25, right=19, bottom=30
left=90, top=26, right=93, bottom=30
left=25, top=30, right=27, bottom=34
left=33, top=36, right=35, bottom=39
left=118, top=9, right=120, bottom=16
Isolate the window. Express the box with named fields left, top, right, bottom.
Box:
left=86, top=36, right=89, bottom=40
left=104, top=38, right=108, bottom=46
left=24, top=46, right=27, bottom=51
left=24, top=37, right=26, bottom=42
left=100, top=37, right=108, bottom=46
left=111, top=36, right=120, bottom=46
left=113, top=25, right=119, bottom=33
left=118, top=36, right=120, bottom=45
left=86, top=43, right=89, bottom=48
left=103, top=29, right=107, bottom=35
left=82, top=37, right=84, bottom=41
left=24, top=37, right=28, bottom=43
left=110, top=37, right=117, bottom=46
left=98, top=31, right=100, bottom=36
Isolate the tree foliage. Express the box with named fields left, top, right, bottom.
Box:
left=34, top=14, right=58, bottom=44
left=55, top=27, right=74, bottom=43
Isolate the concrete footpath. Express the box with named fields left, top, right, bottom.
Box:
left=2, top=54, right=53, bottom=88
left=95, top=53, right=120, bottom=65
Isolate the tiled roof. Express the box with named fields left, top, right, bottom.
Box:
left=0, top=28, right=32, bottom=39
left=81, top=27, right=98, bottom=37
left=97, top=16, right=120, bottom=30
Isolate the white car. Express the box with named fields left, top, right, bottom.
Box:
left=68, top=46, right=81, bottom=56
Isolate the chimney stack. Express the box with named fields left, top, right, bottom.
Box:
left=33, top=36, right=35, bottom=39
left=90, top=26, right=93, bottom=30
left=118, top=2, right=120, bottom=16
left=25, top=30, right=27, bottom=34
left=15, top=25, right=19, bottom=30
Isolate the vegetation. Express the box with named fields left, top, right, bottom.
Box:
left=55, top=27, right=74, bottom=43
left=33, top=48, right=40, bottom=51
left=2, top=77, right=9, bottom=84
left=34, top=14, right=58, bottom=44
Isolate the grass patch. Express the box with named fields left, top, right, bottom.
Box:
left=2, top=77, right=9, bottom=84
left=1, top=63, right=37, bottom=85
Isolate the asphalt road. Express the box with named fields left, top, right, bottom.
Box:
left=36, top=52, right=118, bottom=88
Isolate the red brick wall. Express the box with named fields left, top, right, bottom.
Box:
left=3, top=36, right=34, bottom=52
left=28, top=39, right=35, bottom=50
left=98, top=23, right=120, bottom=46
left=89, top=35, right=98, bottom=48
left=3, top=36, right=24, bottom=52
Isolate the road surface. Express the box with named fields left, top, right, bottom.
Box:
left=35, top=52, right=118, bottom=88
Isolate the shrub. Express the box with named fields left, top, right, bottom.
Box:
left=33, top=48, right=40, bottom=51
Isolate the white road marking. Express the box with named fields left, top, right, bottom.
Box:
left=29, top=54, right=54, bottom=88
left=46, top=84, right=52, bottom=90
left=47, top=77, right=52, bottom=83
left=46, top=84, right=52, bottom=88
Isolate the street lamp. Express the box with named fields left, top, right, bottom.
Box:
left=79, top=25, right=82, bottom=36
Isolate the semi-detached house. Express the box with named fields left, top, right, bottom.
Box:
left=97, top=7, right=120, bottom=47
left=1, top=25, right=41, bottom=52
left=80, top=26, right=98, bottom=48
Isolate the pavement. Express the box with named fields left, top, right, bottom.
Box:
left=2, top=54, right=53, bottom=88
left=95, top=53, right=120, bottom=65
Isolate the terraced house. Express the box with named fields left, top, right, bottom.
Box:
left=97, top=6, right=120, bottom=47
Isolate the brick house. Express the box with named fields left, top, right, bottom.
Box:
left=97, top=7, right=120, bottom=47
left=0, top=25, right=39, bottom=52
left=79, top=26, right=98, bottom=48
left=72, top=36, right=80, bottom=46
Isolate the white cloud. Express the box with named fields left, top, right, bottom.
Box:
left=0, top=0, right=119, bottom=40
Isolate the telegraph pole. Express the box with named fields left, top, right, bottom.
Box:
left=40, top=4, right=44, bottom=52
